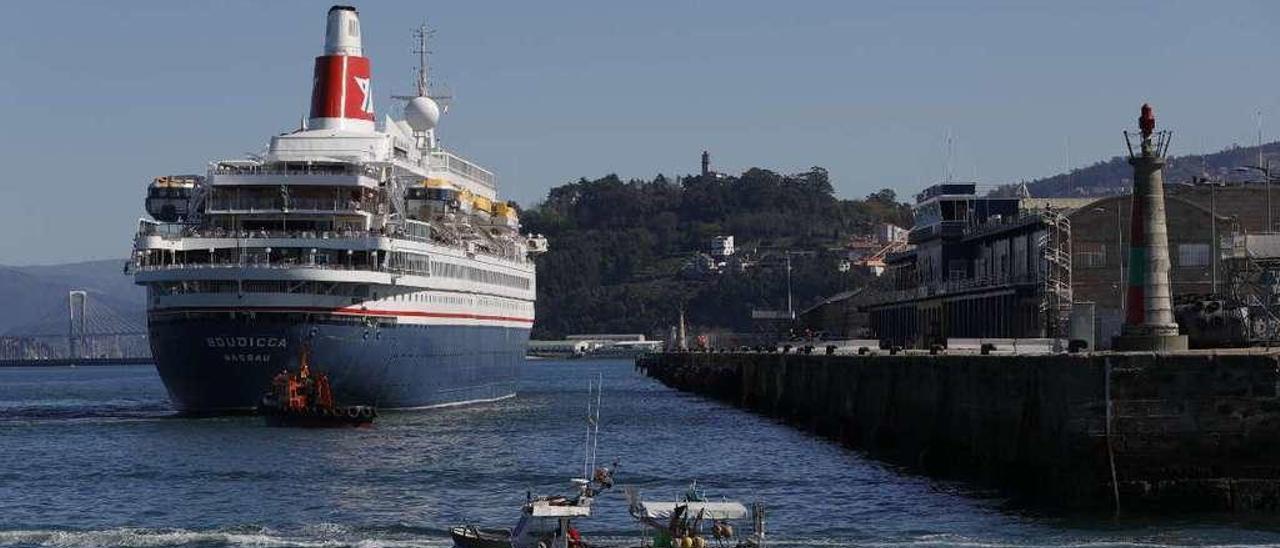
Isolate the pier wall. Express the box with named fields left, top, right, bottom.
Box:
left=638, top=351, right=1280, bottom=511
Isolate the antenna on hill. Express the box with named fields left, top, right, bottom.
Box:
left=1201, top=136, right=1208, bottom=179
left=1258, top=109, right=1265, bottom=169
left=944, top=129, right=956, bottom=183
left=1065, top=136, right=1072, bottom=190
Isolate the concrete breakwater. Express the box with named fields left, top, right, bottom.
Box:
left=637, top=350, right=1280, bottom=512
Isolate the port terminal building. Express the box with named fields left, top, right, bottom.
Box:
left=863, top=183, right=1073, bottom=347
left=817, top=181, right=1280, bottom=349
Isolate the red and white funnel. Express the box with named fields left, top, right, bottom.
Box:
left=308, top=5, right=374, bottom=132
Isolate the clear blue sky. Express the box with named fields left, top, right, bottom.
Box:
left=2, top=1, right=1279, bottom=264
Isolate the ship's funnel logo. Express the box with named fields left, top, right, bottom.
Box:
left=354, top=76, right=372, bottom=114
left=309, top=55, right=375, bottom=123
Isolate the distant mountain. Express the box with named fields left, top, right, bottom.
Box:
left=997, top=142, right=1280, bottom=198
left=0, top=259, right=143, bottom=335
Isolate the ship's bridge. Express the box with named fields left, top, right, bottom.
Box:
left=204, top=160, right=381, bottom=233
left=267, top=128, right=397, bottom=165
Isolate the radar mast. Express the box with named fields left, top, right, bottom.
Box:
left=395, top=23, right=451, bottom=151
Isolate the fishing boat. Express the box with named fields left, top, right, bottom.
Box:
left=451, top=377, right=612, bottom=548
left=625, top=482, right=766, bottom=548
left=448, top=525, right=511, bottom=548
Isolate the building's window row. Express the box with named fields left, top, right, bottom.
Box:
left=1177, top=243, right=1211, bottom=267
left=1075, top=242, right=1213, bottom=268
left=1076, top=242, right=1107, bottom=268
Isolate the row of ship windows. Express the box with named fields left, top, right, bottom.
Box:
left=148, top=281, right=527, bottom=311
left=139, top=247, right=531, bottom=292
left=387, top=250, right=529, bottom=290
left=429, top=259, right=531, bottom=290
left=151, top=281, right=366, bottom=297
left=384, top=291, right=527, bottom=312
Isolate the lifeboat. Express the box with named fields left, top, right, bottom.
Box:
left=144, top=175, right=202, bottom=222
left=493, top=202, right=520, bottom=230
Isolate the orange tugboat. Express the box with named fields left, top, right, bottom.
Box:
left=257, top=346, right=376, bottom=427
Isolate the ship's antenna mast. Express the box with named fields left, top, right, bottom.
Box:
left=395, top=23, right=451, bottom=107
left=393, top=23, right=452, bottom=153
left=414, top=24, right=431, bottom=97
left=582, top=374, right=603, bottom=481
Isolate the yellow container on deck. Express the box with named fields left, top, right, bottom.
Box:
left=494, top=203, right=519, bottom=221
left=423, top=178, right=452, bottom=189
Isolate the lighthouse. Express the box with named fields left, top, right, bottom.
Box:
left=1113, top=104, right=1189, bottom=351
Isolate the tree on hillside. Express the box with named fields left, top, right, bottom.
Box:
left=522, top=167, right=910, bottom=338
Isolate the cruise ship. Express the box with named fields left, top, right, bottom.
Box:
left=130, top=5, right=545, bottom=413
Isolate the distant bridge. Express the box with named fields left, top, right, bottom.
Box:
left=0, top=356, right=152, bottom=368
left=0, top=291, right=150, bottom=366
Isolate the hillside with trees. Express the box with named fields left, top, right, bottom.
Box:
left=521, top=167, right=911, bottom=339
left=1001, top=142, right=1280, bottom=198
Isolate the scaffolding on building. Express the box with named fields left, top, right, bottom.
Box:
left=1221, top=232, right=1280, bottom=345
left=1039, top=211, right=1073, bottom=339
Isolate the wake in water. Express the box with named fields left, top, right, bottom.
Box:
left=0, top=399, right=172, bottom=424
left=8, top=527, right=1280, bottom=548
left=0, top=525, right=452, bottom=548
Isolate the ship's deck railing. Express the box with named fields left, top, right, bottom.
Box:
left=204, top=196, right=379, bottom=214
left=132, top=255, right=532, bottom=290
left=134, top=261, right=387, bottom=273
left=430, top=151, right=495, bottom=188
left=137, top=223, right=436, bottom=244
left=212, top=162, right=382, bottom=179
left=131, top=260, right=439, bottom=286
left=133, top=259, right=462, bottom=277
left=134, top=222, right=530, bottom=265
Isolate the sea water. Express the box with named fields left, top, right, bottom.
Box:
left=3, top=360, right=1280, bottom=547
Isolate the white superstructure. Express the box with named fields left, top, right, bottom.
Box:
left=129, top=6, right=544, bottom=413
left=134, top=13, right=541, bottom=329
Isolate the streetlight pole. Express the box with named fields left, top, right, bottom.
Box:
left=785, top=253, right=794, bottom=318
left=1094, top=204, right=1125, bottom=316
left=1211, top=183, right=1218, bottom=295
left=1116, top=201, right=1124, bottom=314
left=1261, top=113, right=1269, bottom=231
left=1237, top=162, right=1274, bottom=232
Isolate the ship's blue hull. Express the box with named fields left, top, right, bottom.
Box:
left=147, top=312, right=526, bottom=414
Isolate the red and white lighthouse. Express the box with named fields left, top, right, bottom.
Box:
left=308, top=5, right=375, bottom=132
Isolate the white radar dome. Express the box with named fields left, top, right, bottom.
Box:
left=405, top=96, right=440, bottom=131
